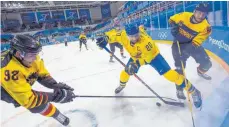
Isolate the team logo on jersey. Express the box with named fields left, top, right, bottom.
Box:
left=178, top=21, right=184, bottom=27
left=26, top=72, right=39, bottom=85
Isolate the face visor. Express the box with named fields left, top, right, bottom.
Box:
left=20, top=51, right=39, bottom=63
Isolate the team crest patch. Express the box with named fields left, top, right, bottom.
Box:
left=26, top=72, right=39, bottom=85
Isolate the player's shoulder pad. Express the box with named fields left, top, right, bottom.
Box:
left=1, top=50, right=13, bottom=68
left=177, top=12, right=193, bottom=17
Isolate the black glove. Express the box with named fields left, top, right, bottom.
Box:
left=55, top=82, right=74, bottom=91
left=170, top=20, right=179, bottom=37
left=125, top=62, right=139, bottom=75
left=52, top=89, right=76, bottom=103
left=96, top=37, right=108, bottom=48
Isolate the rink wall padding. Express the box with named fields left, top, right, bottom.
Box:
left=1, top=27, right=228, bottom=73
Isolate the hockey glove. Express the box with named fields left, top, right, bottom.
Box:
left=125, top=62, right=139, bottom=75
left=55, top=82, right=74, bottom=91
left=170, top=20, right=179, bottom=37
left=52, top=89, right=76, bottom=103
left=96, top=37, right=108, bottom=49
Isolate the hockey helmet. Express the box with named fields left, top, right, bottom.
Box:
left=11, top=34, right=42, bottom=58
left=195, top=3, right=209, bottom=13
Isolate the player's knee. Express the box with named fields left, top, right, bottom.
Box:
left=120, top=70, right=130, bottom=83
left=29, top=103, right=58, bottom=117
left=163, top=70, right=184, bottom=85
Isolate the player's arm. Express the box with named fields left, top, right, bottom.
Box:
left=2, top=80, right=75, bottom=109
left=192, top=25, right=212, bottom=46
left=1, top=81, right=52, bottom=109
left=169, top=12, right=186, bottom=37
left=79, top=34, right=82, bottom=39
left=169, top=12, right=186, bottom=24
left=104, top=31, right=111, bottom=42
left=37, top=57, right=74, bottom=91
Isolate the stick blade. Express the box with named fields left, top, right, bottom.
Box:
left=165, top=101, right=185, bottom=107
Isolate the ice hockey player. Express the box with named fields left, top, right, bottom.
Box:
left=1, top=35, right=76, bottom=126
left=64, top=38, right=68, bottom=46
left=104, top=17, right=126, bottom=62
left=79, top=31, right=88, bottom=51
left=96, top=24, right=202, bottom=109
left=91, top=34, right=95, bottom=42
left=169, top=3, right=212, bottom=100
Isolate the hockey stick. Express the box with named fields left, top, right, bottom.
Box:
left=176, top=41, right=195, bottom=127
left=73, top=95, right=177, bottom=100
left=103, top=46, right=184, bottom=107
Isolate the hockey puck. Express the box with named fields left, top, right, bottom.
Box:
left=156, top=102, right=161, bottom=107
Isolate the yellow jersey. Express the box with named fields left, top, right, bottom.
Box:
left=79, top=34, right=87, bottom=39
left=1, top=50, right=50, bottom=108
left=105, top=29, right=125, bottom=44
left=121, top=27, right=160, bottom=65
left=169, top=12, right=211, bottom=46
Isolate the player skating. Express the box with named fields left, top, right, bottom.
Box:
left=169, top=3, right=212, bottom=100
left=103, top=17, right=126, bottom=62
left=79, top=32, right=88, bottom=51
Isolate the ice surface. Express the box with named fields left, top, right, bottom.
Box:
left=1, top=40, right=228, bottom=127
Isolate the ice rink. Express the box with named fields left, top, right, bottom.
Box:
left=1, top=40, right=228, bottom=127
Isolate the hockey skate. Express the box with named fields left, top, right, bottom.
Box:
left=191, top=88, right=202, bottom=109
left=176, top=86, right=186, bottom=100
left=54, top=112, right=70, bottom=126
left=197, top=70, right=211, bottom=80
left=115, top=86, right=125, bottom=94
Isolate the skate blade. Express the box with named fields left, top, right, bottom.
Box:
left=198, top=73, right=212, bottom=80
